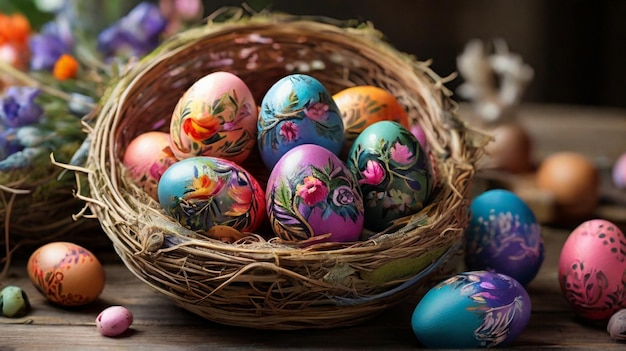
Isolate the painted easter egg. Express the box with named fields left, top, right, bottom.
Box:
left=169, top=71, right=257, bottom=164
left=411, top=270, right=531, bottom=348
left=157, top=156, right=265, bottom=237
left=464, top=189, right=545, bottom=286
left=332, top=85, right=409, bottom=153
left=257, top=74, right=344, bottom=170
left=123, top=131, right=178, bottom=200
left=266, top=144, right=364, bottom=243
left=558, top=219, right=626, bottom=320
left=27, top=242, right=106, bottom=306
left=346, top=121, right=433, bottom=232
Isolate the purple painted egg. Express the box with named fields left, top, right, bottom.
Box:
left=465, top=189, right=545, bottom=286
left=169, top=71, right=257, bottom=164
left=266, top=144, right=364, bottom=243
left=411, top=270, right=531, bottom=348
left=257, top=74, right=345, bottom=170
left=158, top=156, right=266, bottom=236
left=558, top=219, right=626, bottom=320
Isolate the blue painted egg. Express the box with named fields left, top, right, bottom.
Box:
left=346, top=121, right=433, bottom=231
left=411, top=270, right=531, bottom=348
left=157, top=156, right=266, bottom=236
left=266, top=144, right=364, bottom=243
left=257, top=74, right=345, bottom=170
left=465, top=189, right=544, bottom=286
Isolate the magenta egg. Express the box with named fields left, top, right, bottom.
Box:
left=96, top=305, right=133, bottom=337
left=558, top=219, right=626, bottom=320
left=266, top=144, right=364, bottom=243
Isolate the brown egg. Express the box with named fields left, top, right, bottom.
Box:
left=483, top=122, right=533, bottom=173
left=27, top=242, right=106, bottom=306
left=536, top=152, right=599, bottom=220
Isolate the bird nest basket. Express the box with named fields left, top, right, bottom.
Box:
left=80, top=10, right=485, bottom=330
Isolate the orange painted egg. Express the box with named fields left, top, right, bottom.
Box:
left=123, top=131, right=178, bottom=200
left=27, top=242, right=105, bottom=306
left=169, top=71, right=257, bottom=164
left=333, top=85, right=409, bottom=151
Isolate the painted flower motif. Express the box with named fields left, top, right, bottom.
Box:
left=97, top=2, right=167, bottom=59
left=225, top=182, right=253, bottom=217
left=185, top=173, right=225, bottom=200
left=296, top=175, right=329, bottom=206
left=279, top=121, right=298, bottom=142
left=182, top=115, right=220, bottom=141
left=332, top=185, right=355, bottom=207
left=390, top=142, right=414, bottom=165
left=359, top=160, right=385, bottom=185
left=383, top=188, right=413, bottom=212
left=303, top=101, right=329, bottom=121
left=0, top=87, right=44, bottom=128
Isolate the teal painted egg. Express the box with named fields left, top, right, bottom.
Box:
left=266, top=144, right=364, bottom=243
left=169, top=71, right=257, bottom=164
left=257, top=74, right=345, bottom=170
left=346, top=121, right=433, bottom=231
left=157, top=157, right=265, bottom=235
left=411, top=271, right=531, bottom=348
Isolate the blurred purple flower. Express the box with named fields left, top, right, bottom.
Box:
left=97, top=2, right=167, bottom=59
left=0, top=128, right=24, bottom=161
left=29, top=21, right=73, bottom=71
left=0, top=87, right=44, bottom=128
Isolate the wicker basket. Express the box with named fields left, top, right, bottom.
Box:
left=81, top=11, right=485, bottom=330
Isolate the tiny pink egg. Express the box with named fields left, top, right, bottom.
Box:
left=558, top=219, right=626, bottom=320
left=123, top=131, right=178, bottom=200
left=613, top=152, right=626, bottom=189
left=97, top=305, right=134, bottom=337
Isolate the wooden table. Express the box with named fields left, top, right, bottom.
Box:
left=2, top=103, right=626, bottom=350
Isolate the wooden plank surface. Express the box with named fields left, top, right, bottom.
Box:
left=2, top=103, right=626, bottom=350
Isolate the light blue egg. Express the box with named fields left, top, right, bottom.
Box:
left=257, top=74, right=344, bottom=170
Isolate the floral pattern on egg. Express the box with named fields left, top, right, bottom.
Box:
left=257, top=74, right=344, bottom=170
left=346, top=121, right=433, bottom=232
left=266, top=144, right=364, bottom=243
left=169, top=71, right=257, bottom=164
left=157, top=157, right=265, bottom=235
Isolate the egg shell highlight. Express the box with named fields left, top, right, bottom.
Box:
left=558, top=219, right=626, bottom=320
left=27, top=242, right=105, bottom=306
left=169, top=71, right=257, bottom=164
left=123, top=131, right=178, bottom=200
left=266, top=144, right=364, bottom=243
left=158, top=156, right=266, bottom=234
left=411, top=270, right=531, bottom=348
left=465, top=189, right=545, bottom=286
left=257, top=74, right=345, bottom=170
left=346, top=120, right=433, bottom=232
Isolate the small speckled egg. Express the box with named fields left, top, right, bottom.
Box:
left=346, top=121, right=433, bottom=232
left=97, top=306, right=133, bottom=337
left=123, top=131, right=178, bottom=200
left=169, top=71, right=257, bottom=164
left=0, top=285, right=30, bottom=318
left=257, top=74, right=344, bottom=170
left=465, top=189, right=545, bottom=286
left=332, top=85, right=409, bottom=153
left=27, top=242, right=105, bottom=306
left=612, top=152, right=626, bottom=189
left=266, top=144, right=364, bottom=243
left=411, top=270, right=531, bottom=348
left=158, top=156, right=265, bottom=236
left=558, top=219, right=626, bottom=320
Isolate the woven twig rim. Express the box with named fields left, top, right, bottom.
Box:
left=80, top=13, right=485, bottom=329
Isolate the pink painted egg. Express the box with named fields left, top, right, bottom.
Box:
left=266, top=144, right=364, bottom=243
left=27, top=242, right=106, bottom=306
left=97, top=305, right=134, bottom=337
left=123, top=131, right=178, bottom=200
left=169, top=71, right=257, bottom=164
left=558, top=219, right=626, bottom=320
